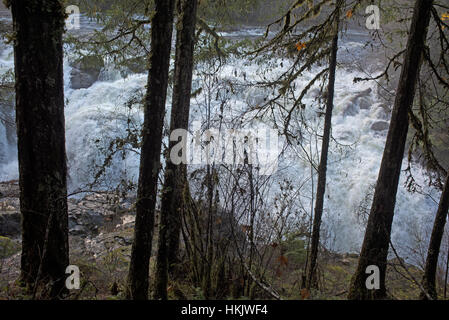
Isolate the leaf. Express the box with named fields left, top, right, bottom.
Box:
left=277, top=255, right=288, bottom=267
left=300, top=288, right=310, bottom=300
left=295, top=41, right=307, bottom=51
left=346, top=10, right=353, bottom=19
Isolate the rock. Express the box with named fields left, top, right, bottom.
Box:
left=373, top=105, right=389, bottom=120
left=0, top=211, right=21, bottom=238
left=69, top=224, right=89, bottom=236
left=355, top=88, right=372, bottom=98
left=378, top=103, right=392, bottom=116
left=358, top=97, right=371, bottom=110
left=341, top=259, right=351, bottom=266
left=0, top=236, right=20, bottom=259
left=70, top=56, right=105, bottom=89
left=371, top=120, right=390, bottom=132
left=343, top=88, right=373, bottom=116
left=123, top=56, right=147, bottom=75
left=343, top=102, right=359, bottom=117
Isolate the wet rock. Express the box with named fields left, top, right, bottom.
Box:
left=343, top=102, right=359, bottom=117
left=0, top=211, right=21, bottom=238
left=122, top=56, right=147, bottom=75
left=69, top=224, right=89, bottom=236
left=343, top=88, right=373, bottom=116
left=378, top=103, right=391, bottom=116
left=70, top=56, right=105, bottom=89
left=356, top=88, right=372, bottom=98
left=371, top=120, right=390, bottom=132
left=373, top=105, right=389, bottom=120
left=358, top=97, right=371, bottom=110
left=0, top=236, right=20, bottom=259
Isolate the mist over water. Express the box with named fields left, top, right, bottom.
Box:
left=0, top=27, right=440, bottom=257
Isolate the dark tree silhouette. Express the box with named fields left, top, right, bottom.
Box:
left=9, top=0, right=69, bottom=299
left=154, top=0, right=198, bottom=300
left=306, top=0, right=342, bottom=290
left=421, top=172, right=449, bottom=299
left=127, top=0, right=175, bottom=300
left=348, top=0, right=434, bottom=300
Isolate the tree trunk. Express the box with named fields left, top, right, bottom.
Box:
left=348, top=0, right=434, bottom=300
left=154, top=0, right=198, bottom=300
left=305, top=2, right=340, bottom=290
left=10, top=0, right=69, bottom=299
left=420, top=172, right=449, bottom=299
left=126, top=0, right=175, bottom=300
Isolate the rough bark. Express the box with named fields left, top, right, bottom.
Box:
left=126, top=0, right=175, bottom=300
left=154, top=0, right=198, bottom=300
left=348, top=0, right=434, bottom=300
left=305, top=3, right=340, bottom=290
left=420, top=172, right=449, bottom=299
left=10, top=0, right=69, bottom=299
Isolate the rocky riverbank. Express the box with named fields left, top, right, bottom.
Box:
left=0, top=180, right=142, bottom=299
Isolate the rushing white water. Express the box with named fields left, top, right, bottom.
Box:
left=0, top=28, right=441, bottom=257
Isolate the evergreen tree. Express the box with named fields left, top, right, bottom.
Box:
left=9, top=0, right=69, bottom=299
left=154, top=0, right=199, bottom=300
left=127, top=0, right=176, bottom=300
left=348, top=0, right=434, bottom=300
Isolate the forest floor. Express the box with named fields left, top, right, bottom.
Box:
left=0, top=181, right=438, bottom=300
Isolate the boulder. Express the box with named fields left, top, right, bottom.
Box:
left=378, top=103, right=391, bottom=115
left=355, top=88, right=372, bottom=99
left=0, top=236, right=20, bottom=259
left=123, top=56, right=147, bottom=75
left=358, top=97, right=371, bottom=110
left=343, top=102, right=359, bottom=117
left=371, top=120, right=390, bottom=132
left=343, top=88, right=373, bottom=116
left=0, top=211, right=21, bottom=238
left=70, top=55, right=105, bottom=89
left=373, top=105, right=389, bottom=120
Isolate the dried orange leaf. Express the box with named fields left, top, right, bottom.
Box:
left=346, top=10, right=353, bottom=19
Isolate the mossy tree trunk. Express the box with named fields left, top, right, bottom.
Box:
left=348, top=0, right=434, bottom=300
left=126, top=0, right=175, bottom=300
left=305, top=0, right=341, bottom=291
left=154, top=0, right=198, bottom=300
left=10, top=0, right=69, bottom=299
left=420, top=172, right=449, bottom=299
